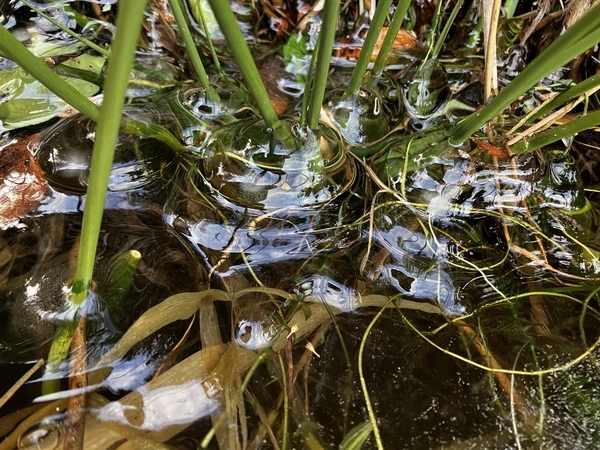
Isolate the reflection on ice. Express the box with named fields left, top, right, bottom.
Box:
left=298, top=275, right=357, bottom=312
left=102, top=352, right=158, bottom=393
left=98, top=380, right=218, bottom=431
left=235, top=318, right=278, bottom=350
left=165, top=212, right=329, bottom=268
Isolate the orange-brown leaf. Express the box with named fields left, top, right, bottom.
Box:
left=0, top=134, right=47, bottom=227
left=472, top=139, right=507, bottom=158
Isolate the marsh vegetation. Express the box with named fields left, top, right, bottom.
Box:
left=1, top=0, right=600, bottom=448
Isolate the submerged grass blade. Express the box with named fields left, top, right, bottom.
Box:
left=21, top=0, right=110, bottom=58
left=104, top=250, right=142, bottom=307
left=449, top=2, right=600, bottom=144
left=357, top=299, right=394, bottom=450
left=344, top=0, right=393, bottom=97
left=340, top=421, right=373, bottom=450
left=306, top=0, right=341, bottom=129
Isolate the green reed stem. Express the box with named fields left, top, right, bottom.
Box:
left=345, top=0, right=393, bottom=97
left=431, top=0, right=463, bottom=59
left=370, top=0, right=411, bottom=80
left=299, top=33, right=318, bottom=128
left=72, top=0, right=148, bottom=304
left=306, top=0, right=340, bottom=130
left=424, top=0, right=444, bottom=54
left=449, top=2, right=600, bottom=145
left=531, top=72, right=600, bottom=121
left=194, top=0, right=224, bottom=78
left=168, top=0, right=219, bottom=102
left=510, top=108, right=600, bottom=154
left=205, top=0, right=281, bottom=130
left=44, top=2, right=149, bottom=394
left=0, top=25, right=100, bottom=120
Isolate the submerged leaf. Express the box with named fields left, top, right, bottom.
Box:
left=340, top=421, right=373, bottom=450
left=0, top=55, right=103, bottom=132
left=90, top=290, right=230, bottom=376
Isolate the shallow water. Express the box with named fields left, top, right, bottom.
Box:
left=2, top=1, right=600, bottom=449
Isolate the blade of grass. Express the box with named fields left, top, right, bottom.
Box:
left=423, top=0, right=444, bottom=56
left=168, top=0, right=219, bottom=102
left=191, top=0, right=224, bottom=78
left=299, top=32, right=319, bottom=128
left=369, top=0, right=411, bottom=80
left=0, top=25, right=100, bottom=120
left=205, top=0, right=281, bottom=131
left=72, top=1, right=148, bottom=303
left=0, top=23, right=185, bottom=152
left=306, top=0, right=340, bottom=130
left=43, top=0, right=149, bottom=395
left=449, top=2, right=600, bottom=144
left=432, top=0, right=464, bottom=60
left=358, top=298, right=394, bottom=450
left=530, top=72, right=600, bottom=121
left=344, top=0, right=394, bottom=97
left=510, top=108, right=600, bottom=154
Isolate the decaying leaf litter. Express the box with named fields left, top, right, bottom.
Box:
left=1, top=0, right=600, bottom=448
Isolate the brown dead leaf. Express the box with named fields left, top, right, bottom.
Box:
left=472, top=138, right=507, bottom=158
left=333, top=27, right=425, bottom=62
left=257, top=59, right=292, bottom=115
left=0, top=134, right=47, bottom=228
left=372, top=27, right=427, bottom=59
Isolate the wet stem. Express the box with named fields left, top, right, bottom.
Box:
left=0, top=21, right=186, bottom=153
left=344, top=0, right=393, bottom=98
left=449, top=2, right=600, bottom=145
left=43, top=0, right=150, bottom=395
left=167, top=0, right=220, bottom=102
left=305, top=0, right=340, bottom=130
left=205, top=0, right=278, bottom=126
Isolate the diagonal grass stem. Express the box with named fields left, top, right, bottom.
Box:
left=370, top=0, right=411, bottom=80
left=205, top=0, right=281, bottom=131
left=530, top=72, right=600, bottom=121
left=0, top=24, right=100, bottom=120
left=168, top=0, right=219, bottom=102
left=345, top=0, right=393, bottom=97
left=510, top=109, right=600, bottom=154
left=449, top=2, right=600, bottom=145
left=306, top=0, right=340, bottom=129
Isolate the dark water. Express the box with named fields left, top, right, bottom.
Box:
left=1, top=1, right=600, bottom=449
